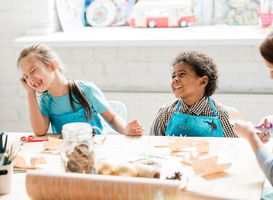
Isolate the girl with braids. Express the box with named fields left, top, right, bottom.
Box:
left=17, top=43, right=144, bottom=136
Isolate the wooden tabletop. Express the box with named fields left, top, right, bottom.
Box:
left=1, top=132, right=272, bottom=200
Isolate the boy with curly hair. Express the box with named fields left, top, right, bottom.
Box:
left=150, top=51, right=236, bottom=137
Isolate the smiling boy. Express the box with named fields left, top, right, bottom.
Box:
left=150, top=51, right=236, bottom=137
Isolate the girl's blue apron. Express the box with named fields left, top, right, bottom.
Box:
left=165, top=97, right=223, bottom=137
left=47, top=93, right=105, bottom=134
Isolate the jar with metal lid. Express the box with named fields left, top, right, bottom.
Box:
left=61, top=122, right=101, bottom=174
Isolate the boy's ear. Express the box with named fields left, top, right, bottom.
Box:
left=50, top=60, right=58, bottom=71
left=200, top=76, right=209, bottom=87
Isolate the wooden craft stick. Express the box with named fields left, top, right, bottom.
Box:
left=154, top=145, right=169, bottom=148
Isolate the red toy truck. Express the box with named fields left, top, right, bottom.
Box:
left=130, top=0, right=195, bottom=28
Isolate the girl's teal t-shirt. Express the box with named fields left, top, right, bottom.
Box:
left=38, top=81, right=109, bottom=118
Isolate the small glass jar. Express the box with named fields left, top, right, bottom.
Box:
left=61, top=123, right=98, bottom=174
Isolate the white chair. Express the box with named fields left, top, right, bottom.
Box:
left=226, top=106, right=239, bottom=114
left=100, top=101, right=127, bottom=135
left=226, top=106, right=243, bottom=125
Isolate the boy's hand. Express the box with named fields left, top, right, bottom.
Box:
left=20, top=77, right=35, bottom=94
left=256, top=118, right=271, bottom=144
left=233, top=121, right=256, bottom=141
left=125, top=119, right=144, bottom=136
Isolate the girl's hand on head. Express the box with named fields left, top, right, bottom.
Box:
left=125, top=119, right=144, bottom=136
left=233, top=121, right=256, bottom=140
left=20, top=77, right=35, bottom=94
left=257, top=118, right=271, bottom=144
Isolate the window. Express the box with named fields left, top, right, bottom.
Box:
left=144, top=8, right=168, bottom=17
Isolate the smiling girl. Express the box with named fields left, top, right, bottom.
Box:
left=17, top=43, right=144, bottom=136
left=150, top=51, right=236, bottom=137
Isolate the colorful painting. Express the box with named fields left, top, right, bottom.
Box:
left=126, top=0, right=136, bottom=24
left=110, top=0, right=136, bottom=26
left=86, top=0, right=116, bottom=27
left=93, top=5, right=108, bottom=24
left=213, top=0, right=260, bottom=25
left=111, top=0, right=127, bottom=26
left=193, top=0, right=204, bottom=25
left=56, top=0, right=85, bottom=32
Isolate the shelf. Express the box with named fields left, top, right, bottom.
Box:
left=14, top=25, right=266, bottom=47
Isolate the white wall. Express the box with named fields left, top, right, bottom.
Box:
left=0, top=0, right=272, bottom=134
left=0, top=0, right=61, bottom=131
left=50, top=45, right=271, bottom=94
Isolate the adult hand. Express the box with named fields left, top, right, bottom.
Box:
left=20, top=77, right=35, bottom=94
left=256, top=118, right=271, bottom=144
left=233, top=121, right=256, bottom=140
left=125, top=119, right=144, bottom=136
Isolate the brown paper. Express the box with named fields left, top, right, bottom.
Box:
left=30, top=156, right=47, bottom=167
left=169, top=142, right=180, bottom=152
left=189, top=153, right=195, bottom=161
left=191, top=155, right=232, bottom=176
left=169, top=136, right=208, bottom=153
left=26, top=171, right=181, bottom=200
left=13, top=155, right=47, bottom=170
left=13, top=155, right=26, bottom=166
left=43, top=137, right=62, bottom=150
left=196, top=142, right=209, bottom=153
left=181, top=155, right=192, bottom=166
left=181, top=154, right=231, bottom=176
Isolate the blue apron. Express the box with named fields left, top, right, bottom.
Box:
left=47, top=93, right=105, bottom=135
left=165, top=97, right=223, bottom=137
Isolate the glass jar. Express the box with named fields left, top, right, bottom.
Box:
left=61, top=122, right=98, bottom=174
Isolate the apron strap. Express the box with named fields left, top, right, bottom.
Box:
left=176, top=99, right=181, bottom=112
left=176, top=97, right=218, bottom=117
left=47, top=92, right=52, bottom=116
left=208, top=97, right=218, bottom=117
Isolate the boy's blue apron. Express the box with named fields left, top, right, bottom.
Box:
left=165, top=97, right=223, bottom=137
left=47, top=93, right=105, bottom=135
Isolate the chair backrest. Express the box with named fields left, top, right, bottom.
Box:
left=100, top=101, right=127, bottom=134
left=226, top=106, right=239, bottom=114
left=226, top=106, right=244, bottom=125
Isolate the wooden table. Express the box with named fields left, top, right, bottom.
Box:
left=1, top=132, right=272, bottom=200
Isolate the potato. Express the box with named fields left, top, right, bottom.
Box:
left=115, top=162, right=138, bottom=177
left=98, top=160, right=116, bottom=175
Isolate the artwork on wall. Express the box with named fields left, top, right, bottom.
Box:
left=85, top=0, right=136, bottom=27
left=111, top=0, right=136, bottom=26
left=212, top=0, right=260, bottom=25
left=86, top=0, right=117, bottom=27
left=125, top=0, right=136, bottom=24
left=56, top=0, right=262, bottom=30
left=111, top=0, right=128, bottom=26
left=56, top=0, right=85, bottom=32
left=193, top=0, right=204, bottom=25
